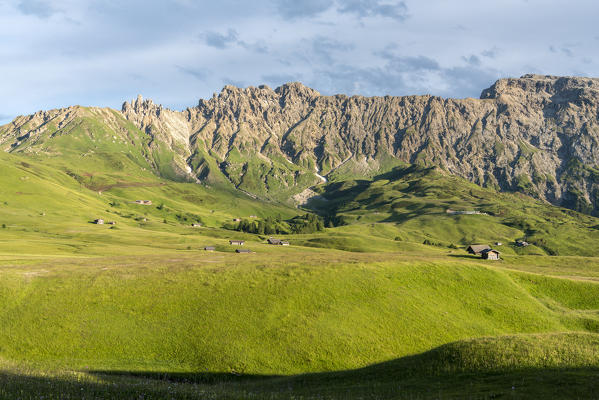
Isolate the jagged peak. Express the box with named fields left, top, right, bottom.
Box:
left=274, top=82, right=320, bottom=98
left=212, top=82, right=319, bottom=100
left=481, top=74, right=599, bottom=100
left=121, top=94, right=162, bottom=113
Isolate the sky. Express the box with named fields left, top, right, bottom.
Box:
left=0, top=0, right=598, bottom=124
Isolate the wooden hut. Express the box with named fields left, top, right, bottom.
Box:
left=481, top=249, right=500, bottom=260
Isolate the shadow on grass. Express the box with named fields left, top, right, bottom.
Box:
left=5, top=333, right=599, bottom=399
left=2, top=365, right=596, bottom=400
left=85, top=332, right=599, bottom=399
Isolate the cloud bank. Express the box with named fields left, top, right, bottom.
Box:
left=0, top=0, right=597, bottom=123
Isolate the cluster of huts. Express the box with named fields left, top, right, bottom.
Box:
left=228, top=240, right=249, bottom=253
left=267, top=237, right=289, bottom=246
left=201, top=237, right=290, bottom=254
left=464, top=239, right=532, bottom=260
left=466, top=244, right=500, bottom=260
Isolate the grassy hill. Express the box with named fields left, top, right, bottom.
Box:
left=309, top=165, right=599, bottom=256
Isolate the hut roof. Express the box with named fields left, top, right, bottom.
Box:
left=466, top=244, right=491, bottom=254
left=481, top=249, right=500, bottom=254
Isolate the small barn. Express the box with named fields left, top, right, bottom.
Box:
left=236, top=249, right=251, bottom=253
left=516, top=240, right=529, bottom=247
left=204, top=246, right=215, bottom=251
left=233, top=218, right=242, bottom=222
left=229, top=240, right=245, bottom=245
left=94, top=218, right=104, bottom=225
left=267, top=238, right=290, bottom=246
left=466, top=244, right=491, bottom=255
left=191, top=223, right=202, bottom=227
left=481, top=249, right=500, bottom=260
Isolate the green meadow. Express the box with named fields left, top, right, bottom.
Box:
left=1, top=111, right=599, bottom=398
left=1, top=253, right=599, bottom=399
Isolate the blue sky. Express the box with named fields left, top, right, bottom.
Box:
left=0, top=0, right=597, bottom=123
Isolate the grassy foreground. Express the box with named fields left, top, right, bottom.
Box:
left=1, top=120, right=599, bottom=398
left=0, top=250, right=598, bottom=398
left=0, top=332, right=598, bottom=399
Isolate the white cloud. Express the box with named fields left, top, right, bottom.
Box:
left=0, top=0, right=597, bottom=121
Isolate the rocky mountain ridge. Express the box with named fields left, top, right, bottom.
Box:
left=121, top=74, right=599, bottom=213
left=2, top=74, right=599, bottom=213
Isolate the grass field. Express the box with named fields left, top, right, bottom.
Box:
left=1, top=249, right=599, bottom=399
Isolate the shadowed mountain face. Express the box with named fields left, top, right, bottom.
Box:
left=2, top=74, right=599, bottom=212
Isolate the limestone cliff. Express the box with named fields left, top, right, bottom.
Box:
left=119, top=74, right=599, bottom=213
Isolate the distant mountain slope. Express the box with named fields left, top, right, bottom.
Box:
left=306, top=165, right=599, bottom=256
left=2, top=74, right=599, bottom=212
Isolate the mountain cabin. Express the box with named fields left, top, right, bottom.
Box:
left=466, top=244, right=491, bottom=255
left=481, top=249, right=500, bottom=260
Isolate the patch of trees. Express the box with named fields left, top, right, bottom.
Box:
left=235, top=213, right=325, bottom=235
left=288, top=213, right=325, bottom=234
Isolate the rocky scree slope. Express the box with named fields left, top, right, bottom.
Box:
left=2, top=74, right=599, bottom=212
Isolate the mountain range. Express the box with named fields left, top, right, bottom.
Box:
left=2, top=74, right=599, bottom=215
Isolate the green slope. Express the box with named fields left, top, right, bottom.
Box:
left=310, top=165, right=599, bottom=256
left=0, top=258, right=597, bottom=373
left=1, top=256, right=599, bottom=398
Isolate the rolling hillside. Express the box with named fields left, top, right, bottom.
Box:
left=307, top=165, right=599, bottom=256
